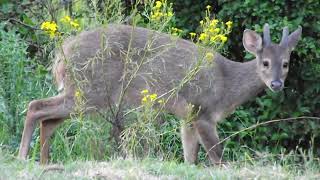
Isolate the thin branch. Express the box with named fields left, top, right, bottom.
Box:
left=7, top=18, right=41, bottom=30
left=96, top=110, right=118, bottom=127
left=207, top=116, right=320, bottom=158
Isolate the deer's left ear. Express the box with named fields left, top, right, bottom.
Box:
left=288, top=26, right=302, bottom=51
left=243, top=29, right=262, bottom=55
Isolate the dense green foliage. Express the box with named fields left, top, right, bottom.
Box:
left=0, top=0, right=319, bottom=164
left=170, top=0, right=320, bottom=157
left=217, top=0, right=320, bottom=156
left=0, top=25, right=53, bottom=152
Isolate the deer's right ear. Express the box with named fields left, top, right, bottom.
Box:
left=243, top=29, right=262, bottom=55
left=287, top=26, right=302, bottom=51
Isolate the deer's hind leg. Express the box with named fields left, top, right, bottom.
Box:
left=18, top=93, right=74, bottom=162
left=195, top=119, right=222, bottom=165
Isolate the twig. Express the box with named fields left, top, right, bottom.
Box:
left=207, top=116, right=320, bottom=158
left=7, top=18, right=40, bottom=30
left=39, top=165, right=65, bottom=178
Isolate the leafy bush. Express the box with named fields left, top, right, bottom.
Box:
left=166, top=0, right=320, bottom=158
left=0, top=23, right=53, bottom=151
left=215, top=0, right=320, bottom=157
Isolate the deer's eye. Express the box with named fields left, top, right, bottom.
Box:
left=283, top=62, right=289, bottom=68
left=263, top=61, right=269, bottom=68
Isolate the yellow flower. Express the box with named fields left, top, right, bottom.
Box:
left=171, top=27, right=182, bottom=34
left=41, top=21, right=58, bottom=32
left=141, top=89, right=149, bottom=95
left=158, top=99, right=164, bottom=104
left=151, top=14, right=157, bottom=20
left=60, top=16, right=80, bottom=30
left=205, top=52, right=214, bottom=63
left=210, top=36, right=218, bottom=43
left=226, top=21, right=233, bottom=29
left=167, top=11, right=173, bottom=17
left=61, top=15, right=71, bottom=23
left=149, top=93, right=158, bottom=101
left=70, top=20, right=80, bottom=28
left=189, top=32, right=196, bottom=38
left=40, top=21, right=58, bottom=38
left=40, top=22, right=48, bottom=30
left=206, top=5, right=211, bottom=9
left=142, top=96, right=148, bottom=103
left=220, top=35, right=228, bottom=43
left=155, top=1, right=162, bottom=8
left=209, top=28, right=220, bottom=33
left=75, top=90, right=82, bottom=98
left=49, top=31, right=56, bottom=38
left=212, top=19, right=219, bottom=23
left=205, top=52, right=214, bottom=59
left=151, top=11, right=164, bottom=20
left=210, top=19, right=219, bottom=27
left=199, top=33, right=207, bottom=41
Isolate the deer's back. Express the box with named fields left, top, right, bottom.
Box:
left=53, top=24, right=227, bottom=114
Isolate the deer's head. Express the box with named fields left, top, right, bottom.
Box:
left=243, top=24, right=302, bottom=92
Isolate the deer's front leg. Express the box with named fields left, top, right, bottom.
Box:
left=181, top=122, right=200, bottom=164
left=40, top=119, right=64, bottom=164
left=195, top=119, right=222, bottom=165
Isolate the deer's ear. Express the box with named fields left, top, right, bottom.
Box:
left=287, top=26, right=302, bottom=51
left=243, top=29, right=262, bottom=55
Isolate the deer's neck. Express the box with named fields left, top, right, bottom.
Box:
left=216, top=56, right=266, bottom=108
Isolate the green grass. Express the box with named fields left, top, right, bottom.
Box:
left=1, top=149, right=319, bottom=180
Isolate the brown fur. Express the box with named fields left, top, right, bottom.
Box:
left=18, top=24, right=302, bottom=164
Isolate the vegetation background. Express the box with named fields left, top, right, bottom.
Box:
left=0, top=0, right=319, bottom=178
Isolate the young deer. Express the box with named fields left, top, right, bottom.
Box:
left=18, top=23, right=301, bottom=164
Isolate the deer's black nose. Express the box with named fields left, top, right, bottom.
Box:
left=271, top=80, right=283, bottom=91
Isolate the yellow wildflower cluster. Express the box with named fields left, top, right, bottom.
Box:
left=190, top=5, right=232, bottom=46
left=60, top=15, right=80, bottom=29
left=141, top=89, right=163, bottom=105
left=226, top=21, right=233, bottom=29
left=198, top=18, right=231, bottom=44
left=171, top=27, right=183, bottom=36
left=40, top=16, right=80, bottom=38
left=150, top=0, right=174, bottom=22
left=40, top=21, right=58, bottom=38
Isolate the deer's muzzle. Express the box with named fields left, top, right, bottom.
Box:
left=271, top=80, right=283, bottom=91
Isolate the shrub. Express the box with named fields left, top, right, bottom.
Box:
left=0, top=23, right=53, bottom=152
left=166, top=0, right=320, bottom=158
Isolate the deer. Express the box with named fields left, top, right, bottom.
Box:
left=18, top=23, right=302, bottom=165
